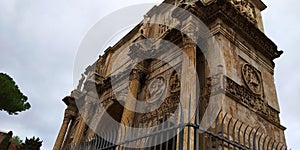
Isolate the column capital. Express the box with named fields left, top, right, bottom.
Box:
left=129, top=68, right=146, bottom=81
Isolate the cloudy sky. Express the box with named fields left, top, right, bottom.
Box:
left=0, top=0, right=299, bottom=149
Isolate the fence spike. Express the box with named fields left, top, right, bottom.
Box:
left=238, top=122, right=244, bottom=146
left=279, top=143, right=285, bottom=150
left=271, top=139, right=276, bottom=150
left=243, top=125, right=249, bottom=147
left=262, top=135, right=268, bottom=150
left=266, top=137, right=272, bottom=150
left=248, top=127, right=254, bottom=149
left=275, top=142, right=280, bottom=150
left=253, top=128, right=259, bottom=150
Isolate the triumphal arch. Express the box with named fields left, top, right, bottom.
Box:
left=54, top=0, right=287, bottom=149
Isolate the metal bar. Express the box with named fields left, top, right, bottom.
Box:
left=160, top=108, right=165, bottom=150
left=194, top=100, right=199, bottom=150
left=187, top=95, right=191, bottom=150
left=248, top=127, right=254, bottom=149
left=215, top=112, right=219, bottom=150
left=232, top=119, right=239, bottom=150
left=227, top=117, right=233, bottom=150
left=238, top=122, right=243, bottom=148
left=243, top=125, right=249, bottom=147
left=221, top=113, right=227, bottom=150
left=267, top=138, right=272, bottom=150
left=253, top=128, right=259, bottom=150
left=275, top=142, right=280, bottom=150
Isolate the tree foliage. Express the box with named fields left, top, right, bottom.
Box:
left=12, top=136, right=23, bottom=144
left=17, top=137, right=42, bottom=150
left=0, top=73, right=30, bottom=115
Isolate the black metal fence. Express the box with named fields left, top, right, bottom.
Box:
left=64, top=103, right=287, bottom=150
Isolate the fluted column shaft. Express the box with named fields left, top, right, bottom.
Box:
left=53, top=109, right=72, bottom=150
left=70, top=94, right=95, bottom=147
left=180, top=26, right=198, bottom=150
left=120, top=69, right=143, bottom=126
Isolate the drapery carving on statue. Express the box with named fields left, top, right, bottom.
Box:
left=146, top=77, right=166, bottom=104
left=229, top=0, right=256, bottom=22
left=96, top=55, right=106, bottom=76
left=170, top=71, right=181, bottom=93
left=242, top=63, right=262, bottom=95
left=140, top=15, right=150, bottom=37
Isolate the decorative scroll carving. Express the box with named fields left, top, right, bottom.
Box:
left=207, top=75, right=280, bottom=124
left=147, top=77, right=166, bottom=103
left=242, top=63, right=262, bottom=94
left=229, top=0, right=256, bottom=22
left=170, top=71, right=181, bottom=93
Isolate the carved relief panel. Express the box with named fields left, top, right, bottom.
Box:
left=146, top=77, right=166, bottom=103
left=229, top=0, right=256, bottom=23
left=242, top=63, right=262, bottom=95
left=169, top=70, right=181, bottom=93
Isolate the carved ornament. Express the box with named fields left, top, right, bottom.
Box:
left=242, top=63, right=262, bottom=94
left=229, top=0, right=256, bottom=23
left=207, top=75, right=280, bottom=125
left=147, top=77, right=166, bottom=103
left=189, top=0, right=283, bottom=61
left=170, top=71, right=181, bottom=93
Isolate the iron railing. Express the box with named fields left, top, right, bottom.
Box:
left=64, top=99, right=287, bottom=150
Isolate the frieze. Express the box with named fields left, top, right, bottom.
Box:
left=128, top=40, right=161, bottom=59
left=207, top=75, right=280, bottom=125
left=141, top=94, right=180, bottom=122
left=229, top=0, right=256, bottom=23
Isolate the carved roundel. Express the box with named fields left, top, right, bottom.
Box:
left=147, top=77, right=166, bottom=103
left=242, top=63, right=262, bottom=94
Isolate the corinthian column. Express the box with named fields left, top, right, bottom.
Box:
left=120, top=69, right=144, bottom=126
left=53, top=96, right=77, bottom=150
left=180, top=20, right=199, bottom=150
left=70, top=92, right=97, bottom=147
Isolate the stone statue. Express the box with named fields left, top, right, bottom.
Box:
left=76, top=74, right=85, bottom=91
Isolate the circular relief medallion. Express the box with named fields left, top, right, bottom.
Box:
left=147, top=77, right=166, bottom=103
left=242, top=63, right=262, bottom=94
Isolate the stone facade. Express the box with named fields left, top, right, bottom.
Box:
left=54, top=0, right=286, bottom=149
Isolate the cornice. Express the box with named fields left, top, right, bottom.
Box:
left=191, top=0, right=282, bottom=64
